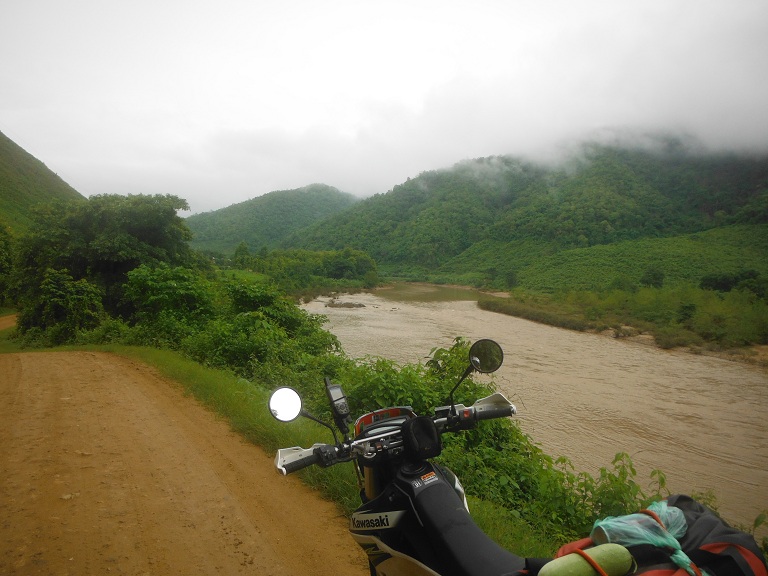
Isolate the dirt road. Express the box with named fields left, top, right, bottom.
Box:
left=0, top=351, right=369, bottom=575
left=0, top=313, right=16, bottom=331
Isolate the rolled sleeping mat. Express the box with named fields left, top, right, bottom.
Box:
left=539, top=543, right=634, bottom=576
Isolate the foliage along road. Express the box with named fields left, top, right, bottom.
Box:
left=0, top=351, right=368, bottom=575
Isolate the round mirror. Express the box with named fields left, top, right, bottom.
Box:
left=269, top=387, right=303, bottom=422
left=469, top=339, right=504, bottom=373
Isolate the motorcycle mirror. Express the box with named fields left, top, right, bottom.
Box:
left=469, top=339, right=504, bottom=373
left=269, top=387, right=303, bottom=422
left=447, top=339, right=504, bottom=415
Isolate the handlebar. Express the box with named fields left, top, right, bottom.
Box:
left=476, top=402, right=517, bottom=421
left=436, top=392, right=517, bottom=432
left=274, top=393, right=517, bottom=475
left=275, top=445, right=323, bottom=475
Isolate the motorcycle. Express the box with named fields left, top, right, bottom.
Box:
left=268, top=339, right=533, bottom=576
left=267, top=338, right=765, bottom=576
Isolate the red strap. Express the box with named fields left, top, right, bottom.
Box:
left=574, top=548, right=610, bottom=576
left=701, top=542, right=768, bottom=576
left=556, top=537, right=594, bottom=557
left=639, top=508, right=666, bottom=529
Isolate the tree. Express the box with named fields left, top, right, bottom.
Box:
left=639, top=266, right=665, bottom=289
left=16, top=268, right=104, bottom=344
left=0, top=225, right=12, bottom=304
left=233, top=241, right=252, bottom=269
left=123, top=264, right=214, bottom=325
left=12, top=194, right=194, bottom=339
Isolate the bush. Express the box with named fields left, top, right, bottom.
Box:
left=77, top=317, right=133, bottom=344
left=653, top=326, right=704, bottom=349
left=17, top=268, right=105, bottom=345
left=124, top=264, right=215, bottom=328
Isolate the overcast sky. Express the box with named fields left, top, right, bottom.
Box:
left=2, top=1, right=767, bottom=214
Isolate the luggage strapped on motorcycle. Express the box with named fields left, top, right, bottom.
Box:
left=550, top=494, right=767, bottom=576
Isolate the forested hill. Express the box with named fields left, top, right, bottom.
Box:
left=186, top=183, right=358, bottom=254
left=284, top=143, right=768, bottom=272
left=0, top=130, right=84, bottom=234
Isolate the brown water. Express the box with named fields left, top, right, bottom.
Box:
left=304, top=286, right=768, bottom=530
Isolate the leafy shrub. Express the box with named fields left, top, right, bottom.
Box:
left=227, top=281, right=282, bottom=312
left=179, top=277, right=340, bottom=380
left=77, top=317, right=133, bottom=344
left=127, top=309, right=200, bottom=350
left=478, top=296, right=592, bottom=331
left=182, top=315, right=286, bottom=377
left=700, top=269, right=759, bottom=292
left=17, top=268, right=104, bottom=345
left=124, top=264, right=215, bottom=327
left=653, top=326, right=704, bottom=349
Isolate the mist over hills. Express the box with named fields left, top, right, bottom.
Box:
left=2, top=126, right=766, bottom=293
left=287, top=142, right=766, bottom=257
left=183, top=137, right=767, bottom=290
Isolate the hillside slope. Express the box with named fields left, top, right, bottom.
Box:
left=186, top=183, right=358, bottom=254
left=0, top=130, right=84, bottom=234
left=439, top=224, right=768, bottom=291
left=286, top=144, right=768, bottom=272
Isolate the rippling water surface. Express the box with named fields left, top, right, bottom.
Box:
left=304, top=286, right=768, bottom=528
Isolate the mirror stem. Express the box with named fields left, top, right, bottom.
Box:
left=448, top=365, right=474, bottom=416
left=301, top=410, right=340, bottom=444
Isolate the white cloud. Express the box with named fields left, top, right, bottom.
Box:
left=2, top=0, right=767, bottom=213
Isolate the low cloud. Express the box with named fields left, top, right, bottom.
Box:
left=2, top=0, right=766, bottom=214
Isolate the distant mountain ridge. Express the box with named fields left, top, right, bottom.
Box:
left=0, top=130, right=84, bottom=234
left=185, top=183, right=358, bottom=254
left=2, top=127, right=766, bottom=294
left=284, top=143, right=768, bottom=273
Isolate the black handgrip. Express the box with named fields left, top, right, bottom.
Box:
left=282, top=451, right=320, bottom=474
left=475, top=404, right=515, bottom=421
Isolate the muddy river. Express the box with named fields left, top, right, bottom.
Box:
left=303, top=285, right=767, bottom=530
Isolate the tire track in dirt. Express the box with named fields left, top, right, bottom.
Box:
left=0, top=351, right=368, bottom=575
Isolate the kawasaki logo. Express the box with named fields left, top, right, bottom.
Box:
left=350, top=511, right=405, bottom=531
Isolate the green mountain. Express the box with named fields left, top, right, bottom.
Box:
left=0, top=130, right=85, bottom=234
left=186, top=183, right=359, bottom=254
left=283, top=142, right=768, bottom=287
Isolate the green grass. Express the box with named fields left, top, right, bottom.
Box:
left=519, top=225, right=768, bottom=292
left=468, top=497, right=557, bottom=557
left=219, top=269, right=272, bottom=284
left=0, top=315, right=20, bottom=354
left=479, top=281, right=768, bottom=359
left=433, top=225, right=768, bottom=293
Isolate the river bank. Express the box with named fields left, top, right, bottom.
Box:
left=371, top=283, right=768, bottom=367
